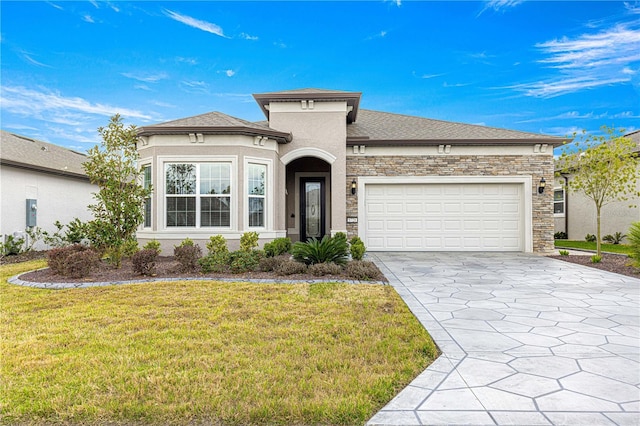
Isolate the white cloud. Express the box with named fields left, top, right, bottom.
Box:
left=225, top=69, right=235, bottom=77
left=176, top=57, right=198, bottom=65
left=180, top=80, right=210, bottom=94
left=479, top=0, right=523, bottom=15
left=46, top=2, right=63, bottom=10
left=20, top=51, right=51, bottom=68
left=82, top=14, right=95, bottom=23
left=163, top=9, right=227, bottom=38
left=0, top=85, right=153, bottom=121
left=240, top=32, right=258, bottom=41
left=511, top=22, right=640, bottom=98
left=121, top=72, right=168, bottom=83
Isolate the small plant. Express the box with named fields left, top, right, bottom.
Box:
left=143, top=240, right=161, bottom=254
left=627, top=222, right=640, bottom=268
left=263, top=237, right=292, bottom=257
left=554, top=231, right=568, bottom=240
left=309, top=262, right=343, bottom=277
left=590, top=254, right=602, bottom=263
left=349, top=236, right=366, bottom=261
left=24, top=227, right=44, bottom=252
left=1, top=235, right=25, bottom=256
left=275, top=259, right=308, bottom=275
left=174, top=239, right=202, bottom=272
left=229, top=250, right=263, bottom=273
left=603, top=232, right=626, bottom=245
left=206, top=235, right=228, bottom=256
left=291, top=235, right=349, bottom=266
left=123, top=238, right=139, bottom=257
left=65, top=218, right=89, bottom=244
left=132, top=249, right=159, bottom=275
left=345, top=260, right=384, bottom=281
left=240, top=232, right=260, bottom=252
left=259, top=255, right=288, bottom=272
left=585, top=234, right=597, bottom=243
left=559, top=250, right=570, bottom=256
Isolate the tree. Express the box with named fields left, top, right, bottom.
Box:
left=83, top=114, right=150, bottom=267
left=557, top=126, right=639, bottom=256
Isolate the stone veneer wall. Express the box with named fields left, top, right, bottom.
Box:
left=346, top=155, right=555, bottom=254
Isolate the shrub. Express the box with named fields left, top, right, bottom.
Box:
left=143, top=240, right=161, bottom=254
left=47, top=244, right=98, bottom=277
left=263, top=237, right=292, bottom=257
left=240, top=232, right=259, bottom=252
left=174, top=239, right=202, bottom=272
left=1, top=235, right=24, bottom=256
left=345, top=260, right=384, bottom=281
left=554, top=231, right=568, bottom=240
left=349, top=236, right=366, bottom=261
left=585, top=234, right=597, bottom=243
left=199, top=252, right=230, bottom=273
left=275, top=259, right=308, bottom=275
left=132, top=249, right=158, bottom=275
left=291, top=235, right=349, bottom=265
left=627, top=222, right=640, bottom=268
left=206, top=235, right=228, bottom=256
left=258, top=254, right=289, bottom=272
left=603, top=232, right=626, bottom=244
left=559, top=250, right=570, bottom=256
left=123, top=238, right=139, bottom=257
left=590, top=254, right=602, bottom=263
left=65, top=218, right=89, bottom=244
left=229, top=250, right=263, bottom=273
left=65, top=249, right=100, bottom=278
left=309, top=262, right=343, bottom=277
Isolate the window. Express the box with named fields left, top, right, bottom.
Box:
left=247, top=163, right=266, bottom=227
left=165, top=163, right=231, bottom=228
left=554, top=188, right=565, bottom=215
left=142, top=165, right=152, bottom=227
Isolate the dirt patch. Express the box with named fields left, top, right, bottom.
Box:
left=16, top=255, right=386, bottom=284
left=548, top=253, right=640, bottom=279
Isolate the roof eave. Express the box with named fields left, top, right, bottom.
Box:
left=0, top=159, right=89, bottom=180
left=346, top=137, right=569, bottom=147
left=136, top=126, right=293, bottom=143
left=253, top=91, right=362, bottom=123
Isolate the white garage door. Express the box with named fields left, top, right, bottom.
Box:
left=364, top=183, right=523, bottom=251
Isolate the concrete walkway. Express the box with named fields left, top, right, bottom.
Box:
left=367, top=252, right=640, bottom=426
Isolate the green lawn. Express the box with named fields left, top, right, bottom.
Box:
left=554, top=240, right=633, bottom=254
left=0, top=260, right=437, bottom=426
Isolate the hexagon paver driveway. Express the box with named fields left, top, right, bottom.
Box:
left=367, top=252, right=640, bottom=426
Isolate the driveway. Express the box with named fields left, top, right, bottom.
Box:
left=367, top=252, right=640, bottom=426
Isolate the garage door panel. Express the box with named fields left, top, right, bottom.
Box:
left=365, top=182, right=523, bottom=251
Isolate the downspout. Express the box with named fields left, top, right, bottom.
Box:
left=563, top=175, right=569, bottom=238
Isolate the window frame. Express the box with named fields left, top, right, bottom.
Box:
left=244, top=158, right=272, bottom=230
left=161, top=157, right=236, bottom=230
left=553, top=186, right=565, bottom=217
left=141, top=164, right=152, bottom=228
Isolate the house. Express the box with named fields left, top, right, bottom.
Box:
left=136, top=88, right=566, bottom=253
left=554, top=130, right=640, bottom=240
left=0, top=130, right=96, bottom=250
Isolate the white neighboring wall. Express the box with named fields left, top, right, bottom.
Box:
left=0, top=165, right=96, bottom=250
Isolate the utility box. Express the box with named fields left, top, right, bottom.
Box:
left=26, top=199, right=37, bottom=227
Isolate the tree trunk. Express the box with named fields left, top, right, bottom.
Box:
left=596, top=204, right=602, bottom=257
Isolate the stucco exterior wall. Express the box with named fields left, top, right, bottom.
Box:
left=0, top=165, right=95, bottom=250
left=346, top=153, right=555, bottom=254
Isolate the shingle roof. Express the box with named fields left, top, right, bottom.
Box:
left=0, top=130, right=88, bottom=179
left=137, top=111, right=292, bottom=143
left=347, top=109, right=566, bottom=145
left=625, top=130, right=640, bottom=151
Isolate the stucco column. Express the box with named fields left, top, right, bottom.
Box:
left=331, top=153, right=347, bottom=235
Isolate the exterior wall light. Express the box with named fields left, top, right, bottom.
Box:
left=351, top=179, right=357, bottom=195
left=538, top=177, right=546, bottom=194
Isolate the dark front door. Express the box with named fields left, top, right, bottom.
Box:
left=300, top=177, right=326, bottom=242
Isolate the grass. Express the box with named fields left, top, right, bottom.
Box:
left=554, top=240, right=633, bottom=255
left=0, top=260, right=437, bottom=425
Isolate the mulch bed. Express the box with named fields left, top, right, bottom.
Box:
left=548, top=253, right=640, bottom=279
left=12, top=255, right=386, bottom=284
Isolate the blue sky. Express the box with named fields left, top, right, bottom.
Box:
left=1, top=0, right=639, bottom=153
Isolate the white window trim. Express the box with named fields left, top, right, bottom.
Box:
left=244, top=157, right=273, bottom=231
left=158, top=155, right=238, bottom=231
left=553, top=186, right=566, bottom=218
left=141, top=162, right=152, bottom=229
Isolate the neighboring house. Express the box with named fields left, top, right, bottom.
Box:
left=0, top=131, right=96, bottom=250
left=136, top=88, right=566, bottom=253
left=554, top=130, right=640, bottom=240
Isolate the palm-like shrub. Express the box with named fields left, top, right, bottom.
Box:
left=291, top=235, right=349, bottom=266
left=627, top=222, right=640, bottom=268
